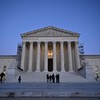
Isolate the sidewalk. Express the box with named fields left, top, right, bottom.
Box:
left=0, top=82, right=100, bottom=97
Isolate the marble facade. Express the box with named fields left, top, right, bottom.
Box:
left=20, top=26, right=80, bottom=72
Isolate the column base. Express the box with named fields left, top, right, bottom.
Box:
left=68, top=70, right=74, bottom=72
left=43, top=70, right=48, bottom=72
left=35, top=70, right=40, bottom=72
left=52, top=70, right=57, bottom=73
left=27, top=70, right=32, bottom=72
left=61, top=70, right=66, bottom=72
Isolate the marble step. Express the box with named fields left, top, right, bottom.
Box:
left=5, top=72, right=88, bottom=82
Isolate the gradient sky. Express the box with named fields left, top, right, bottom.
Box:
left=0, top=0, right=100, bottom=55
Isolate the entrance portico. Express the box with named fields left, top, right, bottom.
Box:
left=20, top=26, right=80, bottom=73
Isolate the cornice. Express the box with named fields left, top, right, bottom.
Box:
left=80, top=55, right=100, bottom=59
left=0, top=55, right=17, bottom=59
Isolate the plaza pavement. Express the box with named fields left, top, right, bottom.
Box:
left=0, top=82, right=100, bottom=97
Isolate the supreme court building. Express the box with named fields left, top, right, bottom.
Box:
left=20, top=26, right=80, bottom=73
left=0, top=26, right=100, bottom=82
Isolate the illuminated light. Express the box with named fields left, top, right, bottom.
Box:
left=48, top=51, right=53, bottom=56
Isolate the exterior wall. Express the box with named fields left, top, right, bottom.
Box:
left=0, top=55, right=17, bottom=74
left=82, top=55, right=100, bottom=77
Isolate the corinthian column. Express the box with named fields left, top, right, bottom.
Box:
left=28, top=42, right=33, bottom=72
left=60, top=41, right=64, bottom=71
left=53, top=42, right=56, bottom=72
left=36, top=42, right=40, bottom=72
left=68, top=41, right=73, bottom=71
left=75, top=41, right=80, bottom=70
left=44, top=42, right=48, bottom=72
left=21, top=42, right=26, bottom=71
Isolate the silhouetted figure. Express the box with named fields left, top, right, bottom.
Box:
left=46, top=74, right=49, bottom=83
left=57, top=74, right=60, bottom=83
left=52, top=74, right=55, bottom=83
left=18, top=76, right=21, bottom=83
left=0, top=72, right=5, bottom=84
left=55, top=74, right=58, bottom=83
left=49, top=75, right=51, bottom=83
left=55, top=74, right=60, bottom=83
left=95, top=73, right=99, bottom=81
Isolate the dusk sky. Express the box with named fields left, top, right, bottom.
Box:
left=0, top=0, right=100, bottom=55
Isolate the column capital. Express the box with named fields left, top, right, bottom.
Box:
left=75, top=41, right=79, bottom=44
left=29, top=42, right=33, bottom=46
left=30, top=41, right=33, bottom=44
left=44, top=41, right=48, bottom=44
left=36, top=41, right=41, bottom=44
left=67, top=41, right=72, bottom=44
left=53, top=41, right=56, bottom=44
left=38, top=41, right=40, bottom=43
left=22, top=41, right=26, bottom=44
left=60, top=41, right=64, bottom=44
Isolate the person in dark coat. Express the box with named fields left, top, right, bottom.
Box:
left=18, top=76, right=21, bottom=83
left=52, top=74, right=55, bottom=83
left=49, top=75, right=52, bottom=83
left=57, top=74, right=60, bottom=83
left=46, top=74, right=49, bottom=83
left=95, top=73, right=99, bottom=81
left=0, top=72, right=5, bottom=84
left=55, top=74, right=60, bottom=83
left=55, top=74, right=58, bottom=83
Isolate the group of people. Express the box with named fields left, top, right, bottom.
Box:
left=1, top=73, right=60, bottom=84
left=46, top=73, right=60, bottom=83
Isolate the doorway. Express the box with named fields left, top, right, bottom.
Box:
left=48, top=58, right=53, bottom=71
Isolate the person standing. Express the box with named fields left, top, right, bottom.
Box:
left=18, top=76, right=21, bottom=83
left=57, top=74, right=60, bottom=83
left=55, top=74, right=60, bottom=83
left=52, top=74, right=55, bottom=83
left=0, top=72, right=5, bottom=84
left=46, top=74, right=49, bottom=83
left=55, top=74, right=58, bottom=83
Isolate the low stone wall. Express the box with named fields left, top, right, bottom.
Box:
left=0, top=55, right=17, bottom=73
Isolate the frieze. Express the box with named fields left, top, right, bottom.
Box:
left=22, top=37, right=78, bottom=42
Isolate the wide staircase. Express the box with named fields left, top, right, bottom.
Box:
left=5, top=71, right=89, bottom=82
left=0, top=82, right=100, bottom=97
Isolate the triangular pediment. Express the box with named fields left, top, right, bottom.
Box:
left=21, top=26, right=80, bottom=37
